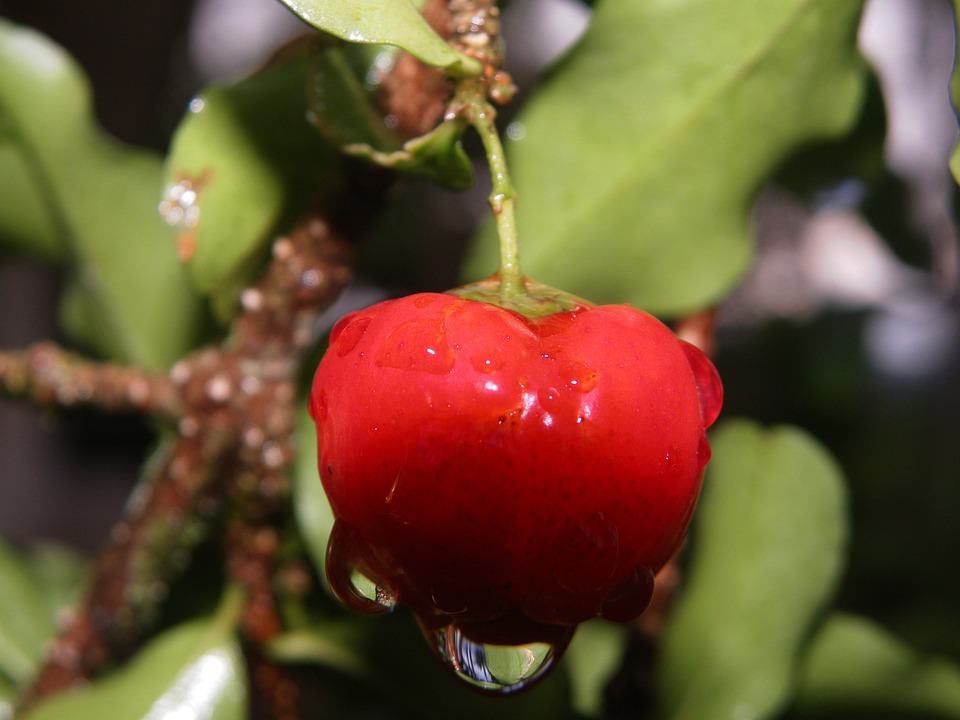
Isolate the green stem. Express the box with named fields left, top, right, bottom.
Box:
left=465, top=95, right=524, bottom=299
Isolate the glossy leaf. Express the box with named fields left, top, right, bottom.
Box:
left=0, top=538, right=86, bottom=687
left=163, top=49, right=336, bottom=320
left=277, top=0, right=481, bottom=76
left=464, top=0, right=867, bottom=315
left=659, top=420, right=848, bottom=720
left=22, top=589, right=247, bottom=720
left=792, top=613, right=960, bottom=719
left=0, top=20, right=205, bottom=368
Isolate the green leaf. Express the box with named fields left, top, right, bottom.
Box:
left=277, top=0, right=482, bottom=76
left=163, top=49, right=336, bottom=321
left=0, top=538, right=86, bottom=687
left=0, top=20, right=205, bottom=368
left=22, top=588, right=247, bottom=720
left=266, top=622, right=369, bottom=677
left=792, top=613, right=960, bottom=719
left=0, top=143, right=62, bottom=260
left=563, top=620, right=630, bottom=718
left=659, top=420, right=848, bottom=720
left=464, top=0, right=867, bottom=315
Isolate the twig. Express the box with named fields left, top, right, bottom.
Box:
left=19, top=217, right=353, bottom=709
left=0, top=344, right=182, bottom=420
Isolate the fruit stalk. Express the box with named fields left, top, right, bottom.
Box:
left=458, top=82, right=523, bottom=299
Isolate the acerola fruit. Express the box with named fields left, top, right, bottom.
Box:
left=309, top=285, right=722, bottom=693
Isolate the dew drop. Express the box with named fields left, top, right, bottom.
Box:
left=537, top=386, right=562, bottom=414
left=470, top=347, right=506, bottom=373
left=413, top=294, right=444, bottom=309
left=308, top=389, right=327, bottom=422
left=325, top=522, right=395, bottom=615
left=430, top=622, right=570, bottom=694
left=376, top=318, right=455, bottom=374
left=332, top=315, right=371, bottom=358
left=600, top=565, right=655, bottom=624
left=559, top=359, right=599, bottom=393
left=555, top=512, right=619, bottom=593
left=697, top=433, right=712, bottom=467
left=532, top=310, right=579, bottom=337
left=679, top=340, right=724, bottom=427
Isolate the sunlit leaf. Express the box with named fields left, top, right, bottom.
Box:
left=659, top=420, right=848, bottom=720
left=277, top=0, right=481, bottom=76
left=464, top=0, right=867, bottom=315
left=0, top=20, right=205, bottom=368
left=21, top=588, right=247, bottom=720
left=791, top=613, right=960, bottom=719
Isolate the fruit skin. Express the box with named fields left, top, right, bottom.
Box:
left=310, top=291, right=721, bottom=643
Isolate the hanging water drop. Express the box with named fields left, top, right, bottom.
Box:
left=679, top=340, right=723, bottom=427
left=429, top=621, right=571, bottom=694
left=325, top=522, right=396, bottom=614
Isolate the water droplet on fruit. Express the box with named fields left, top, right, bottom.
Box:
left=309, top=389, right=327, bottom=422
left=325, top=522, right=395, bottom=614
left=559, top=360, right=599, bottom=393
left=600, top=566, right=655, bottom=623
left=471, top=348, right=506, bottom=373
left=679, top=340, right=723, bottom=427
left=537, top=386, right=562, bottom=413
left=555, top=512, right=619, bottom=593
left=413, top=294, right=443, bottom=309
left=376, top=318, right=455, bottom=374
left=533, top=311, right=579, bottom=337
left=332, top=314, right=371, bottom=357
left=697, top=433, right=712, bottom=467
left=430, top=622, right=569, bottom=694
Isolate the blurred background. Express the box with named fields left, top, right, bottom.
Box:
left=0, top=0, right=958, bottom=668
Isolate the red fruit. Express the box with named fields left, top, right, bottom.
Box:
left=309, top=289, right=722, bottom=692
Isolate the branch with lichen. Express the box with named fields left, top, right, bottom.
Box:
left=16, top=216, right=353, bottom=711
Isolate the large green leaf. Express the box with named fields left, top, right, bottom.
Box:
left=0, top=538, right=86, bottom=688
left=277, top=0, right=481, bottom=76
left=464, top=0, right=867, bottom=315
left=658, top=420, right=848, bottom=720
left=163, top=49, right=337, bottom=320
left=0, top=20, right=205, bottom=369
left=22, top=588, right=247, bottom=720
left=791, top=613, right=960, bottom=719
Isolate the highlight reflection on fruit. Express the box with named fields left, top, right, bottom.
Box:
left=309, top=285, right=722, bottom=693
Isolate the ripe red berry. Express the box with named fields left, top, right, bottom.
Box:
left=309, top=288, right=722, bottom=692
